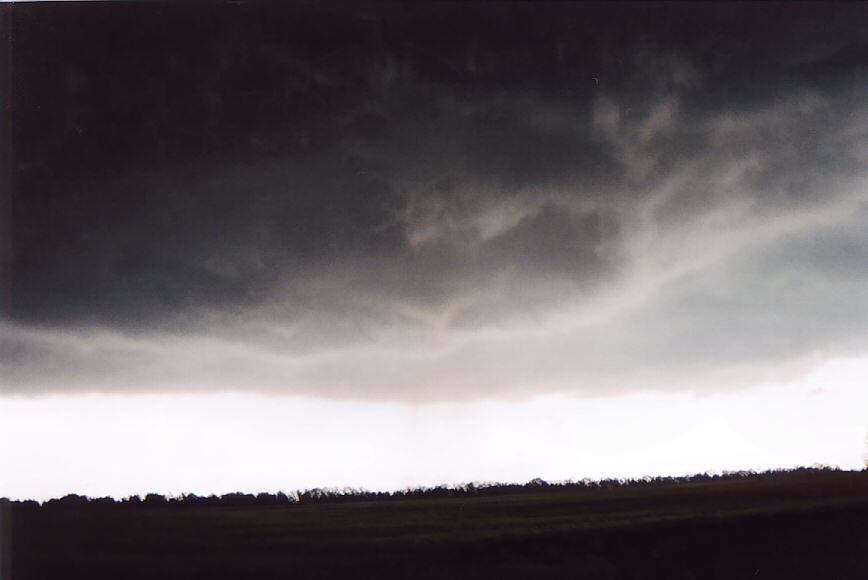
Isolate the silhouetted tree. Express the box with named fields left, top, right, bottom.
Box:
left=143, top=493, right=168, bottom=506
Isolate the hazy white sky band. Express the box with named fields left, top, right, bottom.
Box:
left=2, top=355, right=865, bottom=501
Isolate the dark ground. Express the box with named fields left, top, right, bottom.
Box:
left=3, top=470, right=868, bottom=579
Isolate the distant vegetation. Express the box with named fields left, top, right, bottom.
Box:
left=1, top=466, right=846, bottom=507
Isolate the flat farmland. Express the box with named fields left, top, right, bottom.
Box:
left=5, top=470, right=868, bottom=579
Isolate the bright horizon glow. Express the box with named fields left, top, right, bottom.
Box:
left=1, top=356, right=866, bottom=502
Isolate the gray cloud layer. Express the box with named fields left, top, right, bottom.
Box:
left=4, top=3, right=868, bottom=400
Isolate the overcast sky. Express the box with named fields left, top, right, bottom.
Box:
left=2, top=3, right=868, bottom=497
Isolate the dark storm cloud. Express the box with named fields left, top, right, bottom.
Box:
left=4, top=2, right=868, bottom=398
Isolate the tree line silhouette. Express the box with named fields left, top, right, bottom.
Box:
left=1, top=466, right=846, bottom=508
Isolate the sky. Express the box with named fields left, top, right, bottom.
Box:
left=2, top=2, right=868, bottom=499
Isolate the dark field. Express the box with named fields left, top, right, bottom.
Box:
left=4, top=470, right=868, bottom=579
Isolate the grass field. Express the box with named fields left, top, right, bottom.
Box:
left=4, top=469, right=868, bottom=579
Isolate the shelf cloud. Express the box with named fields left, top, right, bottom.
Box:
left=4, top=3, right=868, bottom=401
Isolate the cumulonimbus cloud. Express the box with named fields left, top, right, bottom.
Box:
left=4, top=3, right=868, bottom=400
